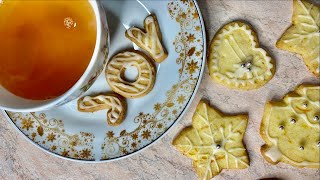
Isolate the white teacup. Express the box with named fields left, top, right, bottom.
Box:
left=0, top=1, right=109, bottom=112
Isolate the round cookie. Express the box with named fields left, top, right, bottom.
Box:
left=106, top=51, right=156, bottom=98
left=208, top=21, right=275, bottom=90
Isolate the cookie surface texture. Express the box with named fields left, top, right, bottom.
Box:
left=276, top=0, right=320, bottom=76
left=126, top=14, right=168, bottom=63
left=172, top=101, right=249, bottom=180
left=78, top=93, right=127, bottom=126
left=106, top=51, right=156, bottom=98
left=208, top=21, right=275, bottom=90
left=260, top=85, right=320, bottom=168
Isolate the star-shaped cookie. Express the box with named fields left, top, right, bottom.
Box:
left=276, top=0, right=320, bottom=76
left=208, top=21, right=275, bottom=90
left=261, top=85, right=320, bottom=168
left=172, top=101, right=249, bottom=180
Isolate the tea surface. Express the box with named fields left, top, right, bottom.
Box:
left=0, top=0, right=97, bottom=100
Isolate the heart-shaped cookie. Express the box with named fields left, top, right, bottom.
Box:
left=208, top=22, right=275, bottom=90
left=126, top=14, right=168, bottom=63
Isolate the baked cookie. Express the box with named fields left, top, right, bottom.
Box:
left=106, top=51, right=156, bottom=98
left=126, top=14, right=168, bottom=63
left=78, top=93, right=127, bottom=126
left=208, top=21, right=275, bottom=90
left=172, top=101, right=249, bottom=179
left=260, top=85, right=320, bottom=168
left=277, top=0, right=319, bottom=76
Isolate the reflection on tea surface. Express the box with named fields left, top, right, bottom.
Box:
left=0, top=0, right=97, bottom=100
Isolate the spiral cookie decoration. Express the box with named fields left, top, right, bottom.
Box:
left=106, top=51, right=156, bottom=98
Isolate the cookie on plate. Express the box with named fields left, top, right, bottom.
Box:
left=106, top=51, right=156, bottom=98
left=78, top=93, right=127, bottom=126
left=173, top=101, right=249, bottom=180
left=260, top=85, right=320, bottom=168
left=126, top=14, right=168, bottom=63
left=208, top=21, right=275, bottom=90
left=276, top=0, right=319, bottom=76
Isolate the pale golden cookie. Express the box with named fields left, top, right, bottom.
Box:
left=126, top=14, right=168, bottom=63
left=106, top=51, right=156, bottom=98
left=208, top=21, right=275, bottom=90
left=173, top=101, right=249, bottom=180
left=260, top=85, right=320, bottom=168
left=277, top=0, right=320, bottom=76
left=78, top=93, right=127, bottom=126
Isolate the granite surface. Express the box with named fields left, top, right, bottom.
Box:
left=0, top=0, right=320, bottom=179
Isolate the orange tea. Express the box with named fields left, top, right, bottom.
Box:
left=0, top=0, right=97, bottom=100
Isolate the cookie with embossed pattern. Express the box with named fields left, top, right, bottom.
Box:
left=208, top=21, right=275, bottom=90
left=173, top=101, right=250, bottom=180
left=277, top=0, right=320, bottom=76
left=260, top=84, right=320, bottom=168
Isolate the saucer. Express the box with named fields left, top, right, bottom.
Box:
left=3, top=0, right=206, bottom=162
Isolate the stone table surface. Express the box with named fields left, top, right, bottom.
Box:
left=0, top=0, right=320, bottom=179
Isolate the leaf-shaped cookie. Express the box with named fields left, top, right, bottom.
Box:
left=277, top=0, right=320, bottom=76
left=173, top=101, right=249, bottom=180
left=261, top=85, right=320, bottom=168
left=125, top=14, right=168, bottom=63
left=208, top=22, right=275, bottom=90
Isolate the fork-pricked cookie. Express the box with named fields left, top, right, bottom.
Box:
left=125, top=14, right=168, bottom=63
left=78, top=93, right=127, bottom=126
left=208, top=21, right=275, bottom=90
left=276, top=0, right=320, bottom=76
left=260, top=85, right=320, bottom=168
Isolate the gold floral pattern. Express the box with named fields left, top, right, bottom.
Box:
left=7, top=112, right=95, bottom=160
left=100, top=0, right=204, bottom=160
left=5, top=0, right=204, bottom=161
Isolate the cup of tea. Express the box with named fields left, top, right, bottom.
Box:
left=0, top=0, right=109, bottom=112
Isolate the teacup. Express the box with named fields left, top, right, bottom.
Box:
left=0, top=1, right=109, bottom=112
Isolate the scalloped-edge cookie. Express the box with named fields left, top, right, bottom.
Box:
left=126, top=14, right=168, bottom=63
left=78, top=93, right=127, bottom=126
left=106, top=51, right=156, bottom=98
left=172, top=101, right=250, bottom=180
left=260, top=84, right=320, bottom=168
left=208, top=21, right=275, bottom=90
left=276, top=0, right=320, bottom=76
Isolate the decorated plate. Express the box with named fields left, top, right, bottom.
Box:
left=3, top=0, right=206, bottom=162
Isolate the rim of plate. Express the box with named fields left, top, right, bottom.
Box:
left=2, top=0, right=206, bottom=163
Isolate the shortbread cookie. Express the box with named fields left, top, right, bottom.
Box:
left=277, top=0, right=319, bottom=76
left=126, top=14, right=168, bottom=63
left=78, top=93, right=127, bottom=126
left=260, top=85, right=320, bottom=168
left=208, top=22, right=275, bottom=90
left=173, top=101, right=249, bottom=179
left=106, top=51, right=156, bottom=98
